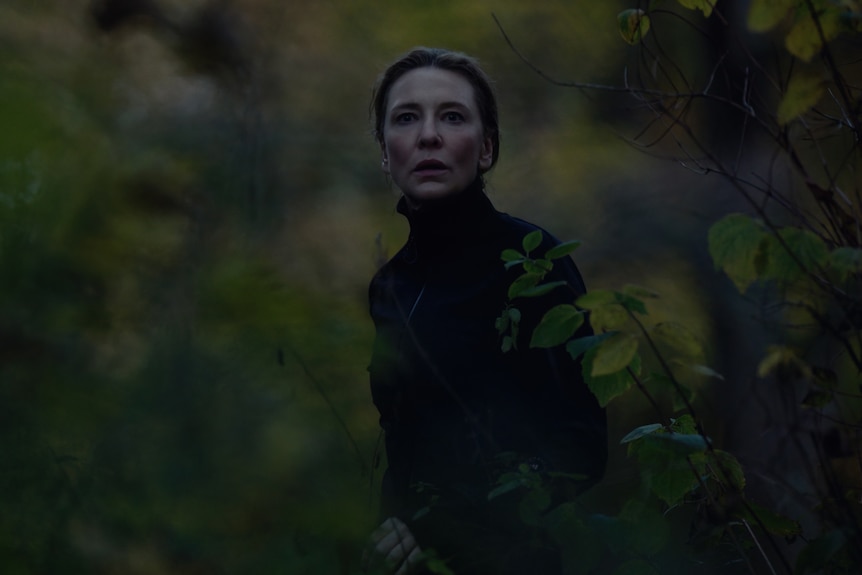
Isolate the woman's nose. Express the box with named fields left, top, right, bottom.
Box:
left=418, top=119, right=441, bottom=147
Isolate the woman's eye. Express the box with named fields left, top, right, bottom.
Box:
left=394, top=112, right=416, bottom=124
left=443, top=111, right=464, bottom=122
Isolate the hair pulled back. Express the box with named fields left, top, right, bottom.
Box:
left=371, top=47, right=500, bottom=173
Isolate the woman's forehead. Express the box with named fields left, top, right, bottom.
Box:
left=386, top=67, right=476, bottom=110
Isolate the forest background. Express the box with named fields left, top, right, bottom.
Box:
left=2, top=1, right=859, bottom=574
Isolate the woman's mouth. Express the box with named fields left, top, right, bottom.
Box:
left=413, top=160, right=447, bottom=175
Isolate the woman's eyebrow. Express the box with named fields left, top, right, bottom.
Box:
left=389, top=101, right=471, bottom=112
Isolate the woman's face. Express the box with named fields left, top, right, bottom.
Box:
left=381, top=67, right=493, bottom=207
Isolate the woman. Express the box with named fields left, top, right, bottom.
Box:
left=364, top=47, right=607, bottom=575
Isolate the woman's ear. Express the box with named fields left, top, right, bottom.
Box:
left=380, top=143, right=390, bottom=174
left=478, top=136, right=494, bottom=172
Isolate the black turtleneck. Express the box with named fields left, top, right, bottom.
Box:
left=368, top=180, right=607, bottom=574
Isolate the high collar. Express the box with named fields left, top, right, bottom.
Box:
left=397, top=177, right=497, bottom=259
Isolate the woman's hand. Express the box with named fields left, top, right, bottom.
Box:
left=362, top=517, right=423, bottom=575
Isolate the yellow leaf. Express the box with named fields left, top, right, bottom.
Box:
left=785, top=5, right=844, bottom=61
left=748, top=0, right=796, bottom=32
left=676, top=0, right=716, bottom=18
left=757, top=345, right=811, bottom=379
left=592, top=332, right=639, bottom=377
left=778, top=69, right=826, bottom=125
left=618, top=9, right=651, bottom=45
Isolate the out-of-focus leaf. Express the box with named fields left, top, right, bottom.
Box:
left=676, top=0, right=715, bottom=18
left=748, top=0, right=796, bottom=32
left=777, top=70, right=825, bottom=124
left=544, top=504, right=603, bottom=574
left=786, top=5, right=844, bottom=61
left=710, top=449, right=746, bottom=491
left=829, top=247, right=862, bottom=281
left=688, top=364, right=725, bottom=380
left=618, top=498, right=671, bottom=557
left=612, top=559, right=662, bottom=575
left=530, top=304, right=584, bottom=348
left=794, top=530, right=848, bottom=575
left=622, top=284, right=659, bottom=299
left=652, top=321, right=704, bottom=359
left=575, top=290, right=617, bottom=310
left=708, top=214, right=767, bottom=292
left=614, top=291, right=647, bottom=315
left=648, top=370, right=695, bottom=412
left=734, top=499, right=802, bottom=537
left=757, top=345, right=810, bottom=379
left=518, top=487, right=550, bottom=526
left=618, top=9, right=651, bottom=45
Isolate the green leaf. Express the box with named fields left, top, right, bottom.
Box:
left=612, top=559, right=662, bottom=575
left=501, top=248, right=523, bottom=262
left=708, top=213, right=767, bottom=292
left=508, top=308, right=522, bottom=323
left=523, top=258, right=553, bottom=274
left=522, top=230, right=543, bottom=254
left=748, top=0, right=796, bottom=32
left=757, top=345, right=810, bottom=378
left=589, top=303, right=629, bottom=333
left=710, top=449, right=746, bottom=491
left=777, top=69, right=826, bottom=124
left=670, top=414, right=698, bottom=435
left=487, top=478, right=523, bottom=500
left=518, top=487, right=551, bottom=526
left=676, top=0, right=715, bottom=18
left=733, top=499, right=801, bottom=537
left=501, top=335, right=513, bottom=353
left=507, top=272, right=541, bottom=299
left=647, top=431, right=709, bottom=455
left=566, top=332, right=615, bottom=360
left=829, top=246, right=862, bottom=280
left=618, top=498, right=671, bottom=556
left=763, top=227, right=829, bottom=282
left=494, top=312, right=508, bottom=334
left=544, top=239, right=582, bottom=260
left=647, top=371, right=695, bottom=412
left=591, top=332, right=639, bottom=376
left=515, top=280, right=567, bottom=299
left=622, top=284, right=659, bottom=299
left=629, top=437, right=704, bottom=506
left=618, top=9, right=651, bottom=45
left=544, top=504, right=604, bottom=574
left=652, top=321, right=704, bottom=359
left=794, top=530, right=848, bottom=575
left=575, top=290, right=617, bottom=310
left=584, top=348, right=641, bottom=407
left=620, top=423, right=663, bottom=444
left=786, top=5, right=845, bottom=61
left=530, top=304, right=584, bottom=348
left=614, top=291, right=648, bottom=315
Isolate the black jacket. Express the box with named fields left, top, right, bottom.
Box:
left=368, top=180, right=607, bottom=573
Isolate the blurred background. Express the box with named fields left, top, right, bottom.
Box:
left=0, top=1, right=776, bottom=573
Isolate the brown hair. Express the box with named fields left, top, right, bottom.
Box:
left=370, top=47, right=500, bottom=173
